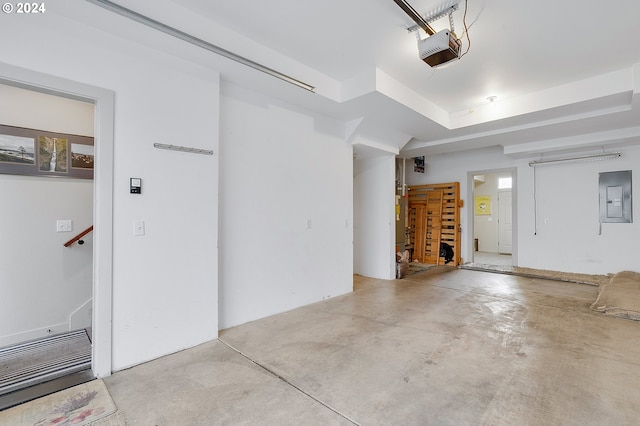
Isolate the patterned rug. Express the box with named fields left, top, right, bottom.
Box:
left=0, top=379, right=122, bottom=425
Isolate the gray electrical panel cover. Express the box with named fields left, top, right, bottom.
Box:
left=599, top=170, right=632, bottom=223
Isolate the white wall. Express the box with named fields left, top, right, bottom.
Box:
left=218, top=83, right=353, bottom=329
left=0, top=177, right=94, bottom=345
left=0, top=84, right=94, bottom=135
left=408, top=145, right=640, bottom=275
left=354, top=155, right=396, bottom=280
left=0, top=85, right=94, bottom=346
left=518, top=146, right=640, bottom=274
left=1, top=5, right=219, bottom=370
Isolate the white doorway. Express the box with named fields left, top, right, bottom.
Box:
left=469, top=169, right=516, bottom=267
left=0, top=61, right=115, bottom=379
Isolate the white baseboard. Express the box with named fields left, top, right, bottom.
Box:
left=69, top=299, right=92, bottom=331
left=0, top=322, right=69, bottom=348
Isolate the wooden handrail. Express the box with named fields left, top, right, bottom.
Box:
left=64, top=225, right=93, bottom=247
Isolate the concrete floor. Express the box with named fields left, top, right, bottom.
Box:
left=472, top=251, right=512, bottom=266
left=104, top=268, right=640, bottom=425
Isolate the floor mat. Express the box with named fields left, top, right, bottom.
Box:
left=0, top=379, right=119, bottom=425
left=404, top=262, right=436, bottom=277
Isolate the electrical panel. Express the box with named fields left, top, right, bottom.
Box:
left=599, top=170, right=632, bottom=223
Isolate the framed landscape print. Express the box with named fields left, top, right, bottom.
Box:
left=0, top=124, right=93, bottom=179
left=0, top=133, right=35, bottom=165
left=71, top=143, right=95, bottom=170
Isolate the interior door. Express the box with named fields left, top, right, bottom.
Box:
left=498, top=190, right=512, bottom=254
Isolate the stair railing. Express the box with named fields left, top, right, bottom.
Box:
left=63, top=226, right=94, bottom=247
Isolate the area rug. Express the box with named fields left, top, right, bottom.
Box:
left=0, top=379, right=120, bottom=426
left=404, top=262, right=435, bottom=277
left=591, top=271, right=640, bottom=321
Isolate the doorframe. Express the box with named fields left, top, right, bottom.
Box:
left=0, top=61, right=114, bottom=377
left=467, top=167, right=518, bottom=266
left=497, top=189, right=513, bottom=254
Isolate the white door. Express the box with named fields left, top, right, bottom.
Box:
left=498, top=191, right=512, bottom=254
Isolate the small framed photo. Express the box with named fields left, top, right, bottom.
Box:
left=38, top=136, right=69, bottom=174
left=0, top=133, right=35, bottom=166
left=71, top=143, right=95, bottom=170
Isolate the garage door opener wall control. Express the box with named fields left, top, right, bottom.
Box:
left=130, top=178, right=142, bottom=194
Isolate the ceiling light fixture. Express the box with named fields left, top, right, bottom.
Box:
left=487, top=95, right=497, bottom=103
left=84, top=0, right=315, bottom=92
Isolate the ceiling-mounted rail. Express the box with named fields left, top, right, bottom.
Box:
left=407, top=4, right=458, bottom=33
left=84, top=0, right=315, bottom=92
left=528, top=152, right=621, bottom=167
left=392, top=0, right=436, bottom=35
left=64, top=226, right=93, bottom=247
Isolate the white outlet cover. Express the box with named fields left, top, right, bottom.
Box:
left=56, top=220, right=72, bottom=232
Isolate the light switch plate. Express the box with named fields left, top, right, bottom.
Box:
left=134, top=221, right=145, bottom=236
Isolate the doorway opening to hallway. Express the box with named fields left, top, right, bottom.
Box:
left=469, top=169, right=516, bottom=269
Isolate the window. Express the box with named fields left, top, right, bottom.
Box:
left=498, top=176, right=512, bottom=189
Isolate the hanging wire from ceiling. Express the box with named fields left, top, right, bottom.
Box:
left=458, top=0, right=471, bottom=59
left=464, top=0, right=487, bottom=30
left=458, top=0, right=489, bottom=59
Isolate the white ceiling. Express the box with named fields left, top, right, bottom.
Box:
left=78, top=0, right=640, bottom=159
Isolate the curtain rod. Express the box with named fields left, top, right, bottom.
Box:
left=528, top=152, right=621, bottom=167
left=85, top=0, right=315, bottom=92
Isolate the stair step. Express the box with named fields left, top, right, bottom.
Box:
left=0, top=330, right=92, bottom=396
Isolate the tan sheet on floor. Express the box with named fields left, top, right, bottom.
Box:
left=591, top=271, right=640, bottom=321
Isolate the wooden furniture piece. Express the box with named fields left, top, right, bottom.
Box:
left=408, top=182, right=461, bottom=266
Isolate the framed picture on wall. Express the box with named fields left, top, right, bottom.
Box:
left=71, top=143, right=95, bottom=170
left=0, top=133, right=35, bottom=166
left=0, top=124, right=93, bottom=179
left=475, top=195, right=491, bottom=215
left=38, top=136, right=69, bottom=174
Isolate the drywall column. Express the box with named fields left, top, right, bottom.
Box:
left=354, top=154, right=396, bottom=279
left=1, top=5, right=221, bottom=372
left=218, top=84, right=353, bottom=329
